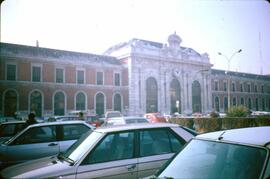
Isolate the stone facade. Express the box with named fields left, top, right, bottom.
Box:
left=105, top=33, right=212, bottom=116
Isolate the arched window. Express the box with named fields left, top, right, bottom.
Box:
left=240, top=98, right=244, bottom=105
left=76, top=92, right=86, bottom=111
left=232, top=97, right=237, bottom=106
left=113, top=93, right=122, bottom=112
left=215, top=97, right=220, bottom=112
left=262, top=98, right=265, bottom=111
left=96, top=93, right=105, bottom=116
left=224, top=97, right=228, bottom=112
left=170, top=78, right=181, bottom=114
left=192, top=80, right=201, bottom=113
left=4, top=90, right=18, bottom=117
left=54, top=91, right=65, bottom=116
left=146, top=77, right=158, bottom=113
left=255, top=98, right=259, bottom=111
left=30, top=90, right=42, bottom=117
left=248, top=98, right=252, bottom=110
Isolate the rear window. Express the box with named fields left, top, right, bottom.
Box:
left=158, top=139, right=267, bottom=179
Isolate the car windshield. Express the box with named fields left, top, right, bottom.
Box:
left=63, top=130, right=103, bottom=162
left=158, top=139, right=267, bottom=179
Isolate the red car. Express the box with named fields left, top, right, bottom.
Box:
left=144, top=113, right=167, bottom=123
left=85, top=115, right=104, bottom=127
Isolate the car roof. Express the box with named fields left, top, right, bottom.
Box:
left=96, top=122, right=179, bottom=133
left=196, top=126, right=270, bottom=147
left=108, top=116, right=147, bottom=120
left=0, top=121, right=25, bottom=125
left=29, top=120, right=92, bottom=127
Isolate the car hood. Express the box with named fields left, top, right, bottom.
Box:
left=0, top=155, right=76, bottom=178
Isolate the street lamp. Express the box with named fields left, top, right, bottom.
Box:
left=218, top=49, right=242, bottom=110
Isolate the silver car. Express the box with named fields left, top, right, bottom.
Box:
left=0, top=123, right=196, bottom=178
left=153, top=126, right=270, bottom=179
left=0, top=120, right=93, bottom=169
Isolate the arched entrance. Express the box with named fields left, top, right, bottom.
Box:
left=146, top=77, right=158, bottom=113
left=192, top=80, right=201, bottom=113
left=170, top=78, right=181, bottom=114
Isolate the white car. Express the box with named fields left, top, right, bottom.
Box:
left=103, top=116, right=149, bottom=126
left=0, top=121, right=94, bottom=169
left=0, top=123, right=196, bottom=178
left=153, top=126, right=270, bottom=179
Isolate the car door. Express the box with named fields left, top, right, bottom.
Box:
left=137, top=128, right=185, bottom=178
left=76, top=131, right=137, bottom=179
left=58, top=124, right=91, bottom=152
left=6, top=125, right=59, bottom=165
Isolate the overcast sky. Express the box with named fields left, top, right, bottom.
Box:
left=1, top=0, right=270, bottom=75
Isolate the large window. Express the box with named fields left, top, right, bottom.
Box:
left=232, top=97, right=237, bottom=106
left=214, top=81, right=218, bottom=91
left=97, top=72, right=103, bottom=85
left=255, top=98, right=259, bottom=111
left=247, top=84, right=251, bottom=93
left=30, top=91, right=42, bottom=117
left=224, top=97, right=228, bottom=112
left=77, top=70, right=84, bottom=84
left=54, top=91, right=65, bottom=116
left=56, top=68, right=64, bottom=83
left=114, top=73, right=120, bottom=86
left=96, top=93, right=105, bottom=115
left=76, top=92, right=86, bottom=111
left=192, top=80, right=201, bottom=113
left=6, top=64, right=16, bottom=81
left=113, top=93, right=122, bottom=112
left=232, top=83, right=236, bottom=92
left=146, top=77, right=158, bottom=113
left=170, top=79, right=181, bottom=114
left=215, top=97, right=220, bottom=112
left=240, top=98, right=244, bottom=105
left=248, top=98, right=252, bottom=109
left=223, top=82, right=227, bottom=91
left=4, top=90, right=18, bottom=117
left=32, top=66, right=41, bottom=82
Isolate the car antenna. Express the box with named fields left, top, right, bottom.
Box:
left=218, top=131, right=226, bottom=140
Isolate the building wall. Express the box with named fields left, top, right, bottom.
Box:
left=0, top=43, right=128, bottom=117
left=211, top=69, right=270, bottom=112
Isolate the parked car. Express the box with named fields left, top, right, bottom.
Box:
left=144, top=113, right=167, bottom=123
left=85, top=115, right=104, bottom=127
left=104, top=111, right=122, bottom=120
left=0, top=121, right=26, bottom=143
left=0, top=117, right=18, bottom=124
left=0, top=123, right=196, bottom=178
left=45, top=115, right=103, bottom=127
left=103, top=116, right=149, bottom=126
left=152, top=126, right=270, bottom=179
left=0, top=120, right=94, bottom=169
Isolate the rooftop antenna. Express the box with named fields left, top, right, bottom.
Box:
left=36, top=40, right=39, bottom=47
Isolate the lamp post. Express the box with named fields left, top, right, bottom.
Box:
left=218, top=49, right=242, bottom=110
